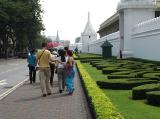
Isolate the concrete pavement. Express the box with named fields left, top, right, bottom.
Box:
left=0, top=68, right=92, bottom=119
left=0, top=58, right=28, bottom=97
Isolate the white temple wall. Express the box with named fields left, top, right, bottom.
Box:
left=81, top=34, right=97, bottom=53
left=69, top=43, right=82, bottom=52
left=123, top=9, right=154, bottom=54
left=131, top=17, right=160, bottom=61
left=81, top=35, right=89, bottom=53
left=88, top=31, right=120, bottom=56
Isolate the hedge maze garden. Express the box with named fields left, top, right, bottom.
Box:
left=81, top=57, right=160, bottom=106
left=75, top=54, right=160, bottom=119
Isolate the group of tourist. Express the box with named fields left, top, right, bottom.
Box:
left=27, top=42, right=75, bottom=97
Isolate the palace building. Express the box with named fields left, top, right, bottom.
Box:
left=82, top=0, right=160, bottom=61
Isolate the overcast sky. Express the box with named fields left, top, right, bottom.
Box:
left=41, top=0, right=120, bottom=43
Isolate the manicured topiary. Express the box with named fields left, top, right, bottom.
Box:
left=129, top=57, right=160, bottom=65
left=96, top=63, right=122, bottom=70
left=96, top=65, right=108, bottom=70
left=107, top=74, right=136, bottom=79
left=80, top=59, right=103, bottom=63
left=74, top=54, right=102, bottom=60
left=76, top=61, right=124, bottom=119
left=132, top=84, right=160, bottom=100
left=133, top=70, right=152, bottom=78
left=102, top=68, right=128, bottom=74
left=110, top=71, right=135, bottom=75
left=143, top=72, right=160, bottom=80
left=97, top=78, right=157, bottom=90
left=90, top=62, right=103, bottom=67
left=146, top=91, right=160, bottom=106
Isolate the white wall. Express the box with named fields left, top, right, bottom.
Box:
left=69, top=43, right=82, bottom=52
left=123, top=9, right=155, bottom=54
left=88, top=31, right=120, bottom=56
left=131, top=17, right=160, bottom=61
left=81, top=34, right=97, bottom=53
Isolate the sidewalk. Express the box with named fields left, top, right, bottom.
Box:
left=0, top=69, right=92, bottom=119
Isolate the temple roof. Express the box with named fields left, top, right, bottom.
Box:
left=98, top=12, right=119, bottom=32
left=82, top=12, right=96, bottom=35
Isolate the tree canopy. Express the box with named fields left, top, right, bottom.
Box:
left=0, top=0, right=44, bottom=58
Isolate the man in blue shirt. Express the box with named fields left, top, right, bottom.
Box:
left=27, top=49, right=36, bottom=84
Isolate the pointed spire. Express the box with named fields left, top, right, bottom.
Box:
left=82, top=12, right=96, bottom=35
left=55, top=30, right=60, bottom=42
left=88, top=12, right=90, bottom=23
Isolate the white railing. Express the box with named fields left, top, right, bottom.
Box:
left=131, top=16, right=160, bottom=61
left=132, top=16, right=160, bottom=36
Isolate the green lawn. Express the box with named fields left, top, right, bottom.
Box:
left=82, top=63, right=160, bottom=119
left=78, top=53, right=101, bottom=58
left=82, top=63, right=107, bottom=81
left=104, top=90, right=160, bottom=119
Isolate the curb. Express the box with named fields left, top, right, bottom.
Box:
left=0, top=78, right=28, bottom=100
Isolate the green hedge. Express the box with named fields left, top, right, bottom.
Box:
left=107, top=74, right=136, bottom=79
left=90, top=62, right=103, bottom=67
left=96, top=64, right=122, bottom=70
left=132, top=84, right=160, bottom=100
left=102, top=68, right=129, bottom=74
left=143, top=72, right=160, bottom=80
left=80, top=59, right=103, bottom=63
left=129, top=58, right=160, bottom=65
left=146, top=91, right=160, bottom=106
left=74, top=53, right=102, bottom=60
left=133, top=70, right=152, bottom=78
left=75, top=56, right=102, bottom=60
left=97, top=79, right=157, bottom=90
left=110, top=70, right=135, bottom=75
left=96, top=65, right=108, bottom=70
left=76, top=61, right=124, bottom=119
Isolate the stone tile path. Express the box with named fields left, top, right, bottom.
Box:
left=0, top=69, right=92, bottom=119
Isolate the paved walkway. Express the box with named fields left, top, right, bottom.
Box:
left=0, top=69, right=92, bottom=119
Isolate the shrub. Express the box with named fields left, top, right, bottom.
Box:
left=146, top=91, right=160, bottom=106
left=97, top=78, right=157, bottom=90
left=76, top=61, right=124, bottom=119
left=110, top=71, right=135, bottom=75
left=143, top=72, right=160, bottom=80
left=107, top=74, right=136, bottom=79
left=80, top=59, right=103, bottom=63
left=96, top=64, right=122, bottom=70
left=90, top=62, right=103, bottom=67
left=133, top=70, right=152, bottom=78
left=96, top=65, right=108, bottom=70
left=102, top=68, right=128, bottom=74
left=132, top=84, right=160, bottom=100
left=74, top=56, right=102, bottom=60
left=129, top=57, right=160, bottom=65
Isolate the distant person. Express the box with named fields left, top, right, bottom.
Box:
left=74, top=47, right=79, bottom=56
left=74, top=47, right=78, bottom=53
left=27, top=49, right=36, bottom=84
left=64, top=46, right=69, bottom=62
left=56, top=49, right=66, bottom=93
left=49, top=51, right=56, bottom=87
left=65, top=50, right=75, bottom=95
left=36, top=43, right=52, bottom=97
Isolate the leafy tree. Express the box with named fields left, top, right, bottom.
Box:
left=0, top=0, right=44, bottom=58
